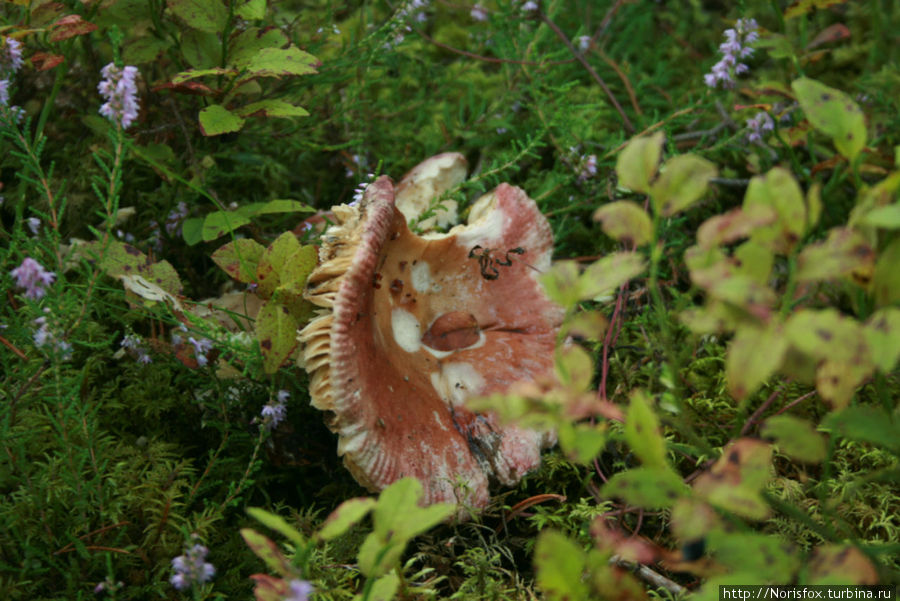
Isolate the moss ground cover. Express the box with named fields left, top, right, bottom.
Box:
left=1, top=1, right=898, bottom=599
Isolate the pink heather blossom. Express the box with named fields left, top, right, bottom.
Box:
left=1, top=37, right=23, bottom=75
left=261, top=390, right=289, bottom=430
left=470, top=4, right=487, bottom=21
left=98, top=63, right=140, bottom=129
left=704, top=18, right=759, bottom=89
left=10, top=257, right=55, bottom=299
left=285, top=579, right=314, bottom=601
left=746, top=111, right=774, bottom=143
left=0, top=79, right=9, bottom=106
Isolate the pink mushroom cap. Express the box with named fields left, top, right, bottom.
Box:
left=300, top=156, right=564, bottom=509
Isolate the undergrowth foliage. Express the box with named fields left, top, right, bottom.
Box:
left=1, top=1, right=898, bottom=600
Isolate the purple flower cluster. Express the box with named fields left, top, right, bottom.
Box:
left=746, top=111, right=774, bottom=144
left=285, top=579, right=314, bottom=601
left=704, top=18, right=759, bottom=89
left=188, top=336, right=214, bottom=366
left=121, top=333, right=153, bottom=364
left=1, top=36, right=23, bottom=108
left=261, top=390, right=289, bottom=430
left=165, top=201, right=188, bottom=236
left=10, top=257, right=55, bottom=299
left=470, top=4, right=488, bottom=21
left=98, top=63, right=140, bottom=129
left=34, top=314, right=73, bottom=360
left=170, top=544, right=215, bottom=590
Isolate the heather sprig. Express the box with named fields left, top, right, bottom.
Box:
left=98, top=62, right=140, bottom=129
left=170, top=543, right=215, bottom=591
left=10, top=257, right=55, bottom=300
left=704, top=18, right=759, bottom=89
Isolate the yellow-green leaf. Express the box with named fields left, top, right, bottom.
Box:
left=317, top=498, right=376, bottom=541
left=624, top=390, right=667, bottom=469
left=256, top=300, right=299, bottom=374
left=198, top=104, right=245, bottom=136
left=650, top=154, right=718, bottom=216
left=534, top=530, right=590, bottom=601
left=615, top=131, right=664, bottom=194
left=793, top=77, right=866, bottom=162
left=727, top=322, right=788, bottom=400
left=761, top=415, right=826, bottom=463
left=743, top=167, right=806, bottom=254
left=592, top=201, right=652, bottom=246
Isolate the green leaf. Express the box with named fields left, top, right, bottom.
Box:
left=230, top=27, right=291, bottom=68
left=317, top=498, right=376, bottom=541
left=198, top=104, right=245, bottom=136
left=822, top=406, right=900, bottom=454
left=201, top=211, right=252, bottom=241
left=858, top=203, right=900, bottom=229
left=706, top=531, right=799, bottom=583
left=793, top=77, right=867, bottom=162
left=237, top=100, right=310, bottom=118
left=760, top=415, right=826, bottom=463
left=81, top=240, right=183, bottom=295
left=250, top=199, right=315, bottom=215
left=234, top=0, right=265, bottom=20
left=255, top=300, right=299, bottom=374
left=276, top=245, right=318, bottom=296
left=743, top=167, right=806, bottom=254
left=557, top=422, right=606, bottom=464
left=592, top=201, right=652, bottom=246
left=694, top=439, right=773, bottom=520
left=796, top=227, right=875, bottom=284
left=239, top=528, right=292, bottom=577
left=727, top=322, right=788, bottom=400
left=212, top=239, right=266, bottom=283
left=864, top=308, right=900, bottom=373
left=733, top=240, right=774, bottom=285
left=123, top=36, right=167, bottom=64
left=696, top=205, right=777, bottom=248
left=533, top=530, right=590, bottom=601
left=257, top=232, right=302, bottom=298
left=170, top=67, right=235, bottom=84
left=181, top=217, right=203, bottom=245
left=246, top=507, right=306, bottom=547
left=361, top=571, right=400, bottom=601
left=603, top=467, right=688, bottom=509
left=181, top=29, right=220, bottom=69
left=872, top=237, right=900, bottom=307
left=650, top=154, right=718, bottom=216
left=246, top=46, right=318, bottom=77
left=624, top=390, right=667, bottom=469
left=167, top=0, right=228, bottom=33
left=554, top=345, right=594, bottom=392
left=539, top=261, right=581, bottom=308
left=578, top=252, right=646, bottom=300
left=785, top=308, right=867, bottom=363
left=358, top=478, right=454, bottom=577
left=615, top=131, right=664, bottom=194
left=785, top=0, right=849, bottom=19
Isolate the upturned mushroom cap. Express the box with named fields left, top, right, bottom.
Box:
left=299, top=161, right=563, bottom=508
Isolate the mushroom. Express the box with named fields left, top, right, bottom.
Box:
left=299, top=155, right=564, bottom=508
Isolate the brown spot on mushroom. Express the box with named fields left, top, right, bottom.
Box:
left=422, top=311, right=480, bottom=351
left=261, top=339, right=272, bottom=350
left=398, top=261, right=407, bottom=271
left=390, top=279, right=404, bottom=294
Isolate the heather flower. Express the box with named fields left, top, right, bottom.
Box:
left=121, top=333, right=152, bottom=364
left=578, top=154, right=598, bottom=181
left=521, top=1, right=539, bottom=12
left=33, top=315, right=73, bottom=360
left=351, top=174, right=374, bottom=206
left=471, top=4, right=487, bottom=21
left=165, top=201, right=188, bottom=236
left=0, top=79, right=9, bottom=106
left=188, top=336, right=214, bottom=366
left=170, top=544, right=215, bottom=590
left=10, top=257, right=55, bottom=299
left=1, top=37, right=23, bottom=76
left=26, top=216, right=40, bottom=234
left=577, top=35, right=591, bottom=52
left=98, top=62, right=140, bottom=129
left=704, top=18, right=759, bottom=89
left=261, top=390, right=289, bottom=430
left=285, top=579, right=314, bottom=601
left=746, top=111, right=774, bottom=144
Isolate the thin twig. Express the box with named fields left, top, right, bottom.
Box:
left=610, top=555, right=686, bottom=596
left=740, top=381, right=790, bottom=436
left=539, top=11, right=634, bottom=134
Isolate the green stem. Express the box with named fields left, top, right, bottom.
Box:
left=35, top=47, right=70, bottom=142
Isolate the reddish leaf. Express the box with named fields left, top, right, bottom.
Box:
left=30, top=52, right=65, bottom=71
left=49, top=14, right=98, bottom=42
left=152, top=81, right=215, bottom=96
left=249, top=574, right=289, bottom=601
left=806, top=23, right=851, bottom=49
